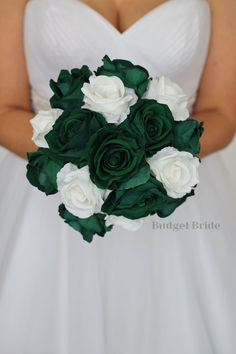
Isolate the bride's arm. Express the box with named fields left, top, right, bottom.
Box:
left=0, top=0, right=37, bottom=159
left=193, top=0, right=236, bottom=158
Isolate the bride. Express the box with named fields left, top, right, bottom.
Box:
left=0, top=0, right=235, bottom=353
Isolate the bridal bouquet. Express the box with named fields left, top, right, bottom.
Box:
left=26, top=55, right=204, bottom=242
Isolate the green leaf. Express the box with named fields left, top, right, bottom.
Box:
left=58, top=204, right=113, bottom=242
left=156, top=190, right=195, bottom=217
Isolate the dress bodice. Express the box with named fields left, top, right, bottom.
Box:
left=23, top=0, right=211, bottom=113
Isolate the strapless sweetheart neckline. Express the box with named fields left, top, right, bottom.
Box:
left=25, top=0, right=210, bottom=37
left=72, top=0, right=208, bottom=35
left=75, top=0, right=178, bottom=35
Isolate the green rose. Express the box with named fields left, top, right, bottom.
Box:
left=84, top=125, right=150, bottom=190
left=119, top=99, right=174, bottom=157
left=101, top=176, right=194, bottom=219
left=26, top=148, right=64, bottom=195
left=49, top=66, right=92, bottom=110
left=58, top=204, right=113, bottom=242
left=172, top=119, right=204, bottom=155
left=95, top=55, right=150, bottom=98
left=45, top=108, right=108, bottom=166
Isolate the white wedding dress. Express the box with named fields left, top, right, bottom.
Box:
left=0, top=0, right=235, bottom=353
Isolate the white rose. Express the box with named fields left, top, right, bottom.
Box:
left=147, top=147, right=200, bottom=198
left=30, top=108, right=63, bottom=148
left=105, top=214, right=144, bottom=231
left=57, top=163, right=104, bottom=218
left=143, top=76, right=189, bottom=121
left=81, top=75, right=137, bottom=124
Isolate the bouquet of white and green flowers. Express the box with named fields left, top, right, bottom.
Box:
left=26, top=55, right=203, bottom=242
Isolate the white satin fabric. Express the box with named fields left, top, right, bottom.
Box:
left=0, top=0, right=236, bottom=353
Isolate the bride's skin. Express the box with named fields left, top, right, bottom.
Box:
left=0, top=0, right=235, bottom=159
